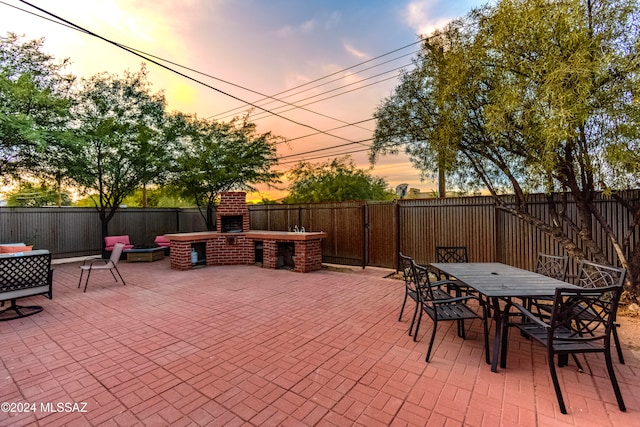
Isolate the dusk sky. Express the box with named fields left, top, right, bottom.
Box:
left=1, top=0, right=488, bottom=201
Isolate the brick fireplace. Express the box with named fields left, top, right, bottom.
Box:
left=216, top=192, right=250, bottom=233
left=166, top=192, right=327, bottom=273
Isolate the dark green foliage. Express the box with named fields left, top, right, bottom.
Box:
left=69, top=66, right=170, bottom=239
left=0, top=33, right=77, bottom=186
left=373, top=0, right=640, bottom=298
left=284, top=157, right=395, bottom=203
left=6, top=182, right=71, bottom=207
left=169, top=113, right=280, bottom=230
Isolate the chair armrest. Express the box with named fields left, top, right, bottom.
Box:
left=82, top=258, right=108, bottom=267
left=433, top=294, right=483, bottom=305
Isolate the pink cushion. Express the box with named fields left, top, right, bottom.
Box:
left=0, top=245, right=33, bottom=253
left=154, top=235, right=170, bottom=247
left=104, top=235, right=133, bottom=250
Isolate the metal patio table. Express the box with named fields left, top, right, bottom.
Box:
left=430, top=262, right=580, bottom=372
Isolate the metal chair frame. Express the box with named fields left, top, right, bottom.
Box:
left=501, top=285, right=626, bottom=414
left=412, top=260, right=489, bottom=363
left=397, top=252, right=419, bottom=327
left=78, top=243, right=127, bottom=293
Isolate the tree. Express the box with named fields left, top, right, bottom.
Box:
left=69, top=66, right=170, bottom=242
left=372, top=0, right=640, bottom=298
left=169, top=113, right=280, bottom=230
left=284, top=156, right=395, bottom=203
left=0, top=33, right=78, bottom=198
left=6, top=182, right=71, bottom=206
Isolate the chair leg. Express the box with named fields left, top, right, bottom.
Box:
left=83, top=270, right=92, bottom=293
left=413, top=309, right=423, bottom=342
left=604, top=348, right=626, bottom=411
left=558, top=354, right=569, bottom=367
left=109, top=269, right=118, bottom=282
left=482, top=309, right=490, bottom=364
left=548, top=352, right=567, bottom=414
left=425, top=319, right=438, bottom=362
left=113, top=267, right=126, bottom=286
left=612, top=325, right=625, bottom=364
left=409, top=300, right=419, bottom=336
left=398, top=291, right=408, bottom=321
left=457, top=319, right=466, bottom=339
left=77, top=270, right=84, bottom=288
left=570, top=354, right=584, bottom=372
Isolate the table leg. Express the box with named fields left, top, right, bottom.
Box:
left=490, top=296, right=501, bottom=372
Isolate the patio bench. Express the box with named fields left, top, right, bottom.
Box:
left=0, top=249, right=53, bottom=320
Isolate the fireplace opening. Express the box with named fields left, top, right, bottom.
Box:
left=277, top=242, right=295, bottom=269
left=221, top=215, right=243, bottom=233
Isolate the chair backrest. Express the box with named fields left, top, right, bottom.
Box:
left=576, top=260, right=626, bottom=289
left=436, top=246, right=468, bottom=263
left=399, top=252, right=416, bottom=288
left=410, top=260, right=438, bottom=304
left=549, top=286, right=623, bottom=347
left=535, top=253, right=568, bottom=281
left=109, top=243, right=125, bottom=266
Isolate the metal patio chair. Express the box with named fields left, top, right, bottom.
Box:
left=435, top=246, right=469, bottom=292
left=574, top=260, right=627, bottom=364
left=411, top=260, right=489, bottom=363
left=526, top=253, right=569, bottom=310
left=529, top=259, right=626, bottom=364
left=78, top=242, right=127, bottom=293
left=501, top=285, right=626, bottom=414
left=398, top=252, right=420, bottom=335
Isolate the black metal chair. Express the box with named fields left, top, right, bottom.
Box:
left=435, top=246, right=469, bottom=292
left=436, top=246, right=469, bottom=264
left=529, top=259, right=626, bottom=364
left=411, top=260, right=490, bottom=363
left=526, top=253, right=569, bottom=310
left=435, top=246, right=493, bottom=316
left=398, top=253, right=419, bottom=334
left=535, top=253, right=569, bottom=281
left=574, top=260, right=627, bottom=364
left=500, top=285, right=626, bottom=414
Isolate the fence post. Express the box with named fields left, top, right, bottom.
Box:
left=395, top=200, right=400, bottom=272
left=363, top=204, right=368, bottom=269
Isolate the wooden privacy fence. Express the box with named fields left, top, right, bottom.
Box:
left=1, top=191, right=637, bottom=274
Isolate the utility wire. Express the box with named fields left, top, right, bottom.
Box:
left=276, top=144, right=399, bottom=165
left=280, top=118, right=376, bottom=145
left=15, top=0, right=373, bottom=147
left=212, top=49, right=418, bottom=122
left=9, top=1, right=424, bottom=165
left=7, top=1, right=421, bottom=142
left=279, top=138, right=374, bottom=160
left=249, top=68, right=410, bottom=123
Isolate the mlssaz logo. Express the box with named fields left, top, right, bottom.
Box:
left=40, top=402, right=88, bottom=413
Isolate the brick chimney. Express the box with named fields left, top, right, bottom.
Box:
left=216, top=192, right=250, bottom=232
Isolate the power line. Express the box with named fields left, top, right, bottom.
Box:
left=249, top=69, right=410, bottom=123
left=280, top=117, right=376, bottom=145
left=7, top=1, right=423, bottom=147
left=211, top=49, right=418, bottom=122
left=9, top=1, right=423, bottom=167
left=14, top=0, right=371, bottom=146
left=277, top=144, right=390, bottom=166
left=278, top=138, right=374, bottom=160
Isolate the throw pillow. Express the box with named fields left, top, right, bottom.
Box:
left=0, top=245, right=33, bottom=253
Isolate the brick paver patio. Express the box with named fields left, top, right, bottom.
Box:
left=0, top=259, right=638, bottom=426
